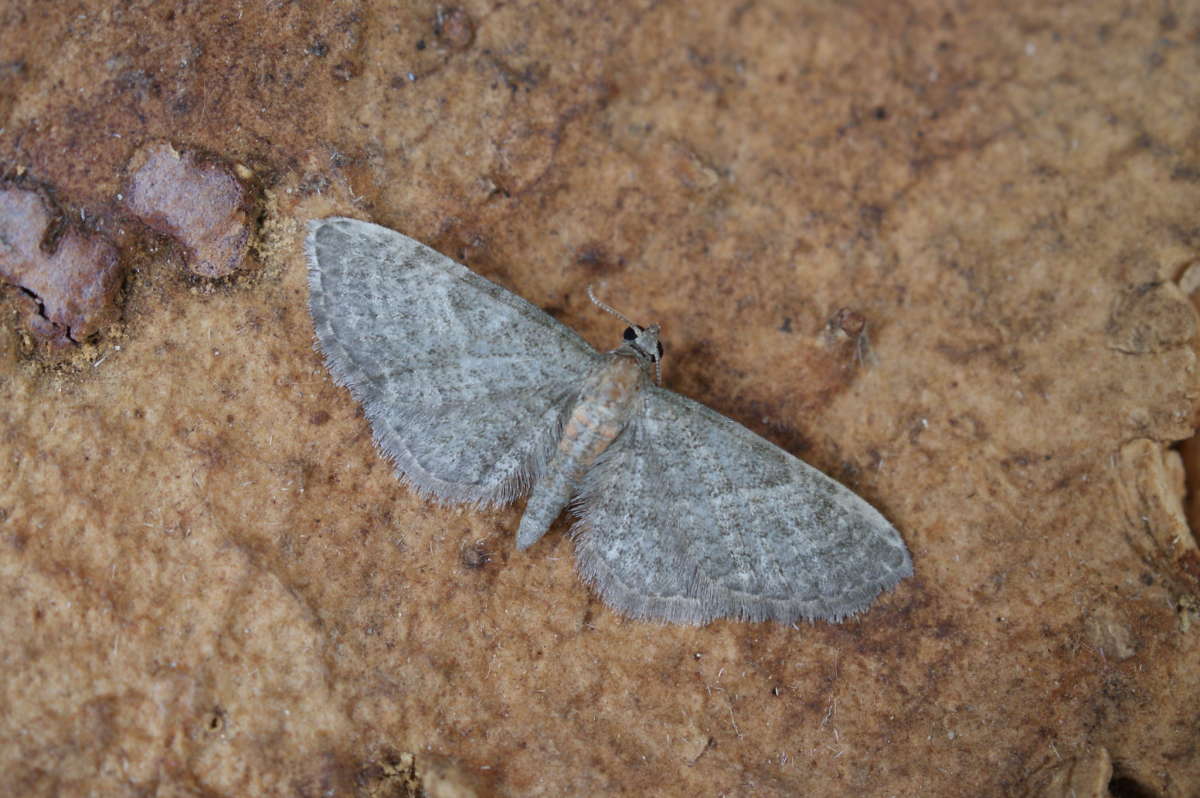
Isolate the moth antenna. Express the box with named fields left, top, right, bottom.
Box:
left=655, top=358, right=662, bottom=385
left=587, top=284, right=637, bottom=328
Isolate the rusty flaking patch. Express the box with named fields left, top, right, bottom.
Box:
left=0, top=186, right=123, bottom=345
left=123, top=141, right=257, bottom=278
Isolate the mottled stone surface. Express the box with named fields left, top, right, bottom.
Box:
left=0, top=186, right=122, bottom=344
left=1, top=1, right=1199, bottom=796
left=123, top=141, right=256, bottom=278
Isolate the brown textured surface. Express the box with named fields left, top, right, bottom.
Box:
left=0, top=185, right=123, bottom=345
left=1, top=1, right=1199, bottom=796
left=123, top=141, right=257, bottom=279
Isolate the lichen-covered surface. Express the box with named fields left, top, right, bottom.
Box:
left=1, top=1, right=1198, bottom=796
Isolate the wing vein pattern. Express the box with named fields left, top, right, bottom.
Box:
left=307, top=217, right=601, bottom=506
left=572, top=386, right=912, bottom=624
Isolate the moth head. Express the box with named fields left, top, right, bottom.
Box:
left=620, top=323, right=663, bottom=365
left=587, top=284, right=664, bottom=382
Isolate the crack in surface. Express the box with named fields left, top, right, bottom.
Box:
left=15, top=284, right=80, bottom=343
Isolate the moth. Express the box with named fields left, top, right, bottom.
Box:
left=306, top=217, right=912, bottom=624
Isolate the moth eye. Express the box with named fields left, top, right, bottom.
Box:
left=623, top=326, right=638, bottom=341
left=656, top=341, right=664, bottom=357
